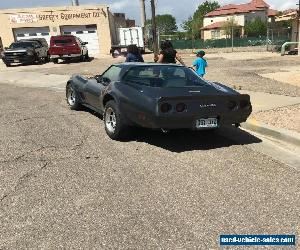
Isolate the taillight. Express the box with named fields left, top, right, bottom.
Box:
left=228, top=101, right=238, bottom=110
left=160, top=103, right=172, bottom=113
left=176, top=103, right=187, bottom=112
left=240, top=100, right=251, bottom=109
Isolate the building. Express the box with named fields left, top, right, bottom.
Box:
left=0, top=5, right=136, bottom=56
left=275, top=9, right=300, bottom=52
left=126, top=19, right=136, bottom=28
left=201, top=0, right=277, bottom=40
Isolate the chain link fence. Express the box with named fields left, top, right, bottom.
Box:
left=148, top=28, right=292, bottom=52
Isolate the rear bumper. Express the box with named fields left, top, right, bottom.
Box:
left=50, top=54, right=81, bottom=59
left=134, top=109, right=252, bottom=130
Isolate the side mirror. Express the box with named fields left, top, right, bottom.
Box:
left=95, top=75, right=102, bottom=83
left=102, top=77, right=111, bottom=85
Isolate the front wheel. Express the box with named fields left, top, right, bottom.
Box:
left=66, top=84, right=81, bottom=110
left=104, top=101, right=128, bottom=140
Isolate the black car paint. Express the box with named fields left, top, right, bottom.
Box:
left=68, top=63, right=252, bottom=130
left=2, top=40, right=47, bottom=65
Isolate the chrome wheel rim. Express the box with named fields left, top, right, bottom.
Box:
left=105, top=107, right=117, bottom=133
left=67, top=87, right=76, bottom=106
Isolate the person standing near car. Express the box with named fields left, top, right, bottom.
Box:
left=125, top=44, right=144, bottom=62
left=157, top=40, right=185, bottom=66
left=192, top=50, right=207, bottom=77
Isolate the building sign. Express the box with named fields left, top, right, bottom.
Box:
left=10, top=14, right=38, bottom=24
left=9, top=9, right=106, bottom=24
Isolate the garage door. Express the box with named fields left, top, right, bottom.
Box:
left=14, top=27, right=51, bottom=45
left=60, top=25, right=100, bottom=56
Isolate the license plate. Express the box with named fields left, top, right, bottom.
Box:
left=14, top=59, right=19, bottom=63
left=196, top=118, right=218, bottom=128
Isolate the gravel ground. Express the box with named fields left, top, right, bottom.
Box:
left=252, top=104, right=300, bottom=133
left=1, top=84, right=300, bottom=249
left=5, top=52, right=299, bottom=97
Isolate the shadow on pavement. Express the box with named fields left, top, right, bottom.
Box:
left=131, top=126, right=262, bottom=152
left=81, top=107, right=261, bottom=152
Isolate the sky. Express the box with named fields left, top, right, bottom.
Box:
left=0, top=0, right=297, bottom=27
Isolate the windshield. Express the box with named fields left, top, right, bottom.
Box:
left=122, top=65, right=208, bottom=88
left=9, top=42, right=34, bottom=49
left=53, top=39, right=73, bottom=45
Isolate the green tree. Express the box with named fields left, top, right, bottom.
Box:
left=222, top=17, right=240, bottom=38
left=182, top=0, right=220, bottom=38
left=244, top=18, right=267, bottom=37
left=146, top=14, right=178, bottom=35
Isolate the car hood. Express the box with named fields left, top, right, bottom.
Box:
left=4, top=48, right=31, bottom=53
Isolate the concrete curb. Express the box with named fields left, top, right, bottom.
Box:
left=241, top=118, right=300, bottom=147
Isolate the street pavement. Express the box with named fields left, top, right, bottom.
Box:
left=0, top=54, right=300, bottom=249
left=0, top=83, right=299, bottom=249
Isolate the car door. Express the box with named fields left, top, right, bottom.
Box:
left=84, top=65, right=122, bottom=110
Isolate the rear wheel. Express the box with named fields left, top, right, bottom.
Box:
left=104, top=101, right=128, bottom=140
left=85, top=51, right=90, bottom=61
left=52, top=58, right=59, bottom=64
left=66, top=84, right=81, bottom=110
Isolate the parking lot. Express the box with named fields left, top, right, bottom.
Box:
left=0, top=52, right=300, bottom=248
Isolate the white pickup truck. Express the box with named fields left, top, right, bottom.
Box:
left=110, top=27, right=145, bottom=57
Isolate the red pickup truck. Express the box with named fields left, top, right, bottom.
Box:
left=49, top=35, right=89, bottom=63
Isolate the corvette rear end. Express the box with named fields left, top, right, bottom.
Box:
left=151, top=94, right=252, bottom=130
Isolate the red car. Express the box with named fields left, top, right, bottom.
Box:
left=49, top=35, right=89, bottom=63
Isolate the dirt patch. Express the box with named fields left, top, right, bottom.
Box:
left=252, top=104, right=300, bottom=133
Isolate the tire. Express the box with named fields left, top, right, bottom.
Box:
left=52, top=58, right=59, bottom=64
left=85, top=51, right=90, bottom=61
left=5, top=63, right=11, bottom=67
left=45, top=54, right=50, bottom=63
left=80, top=53, right=85, bottom=62
left=66, top=84, right=81, bottom=110
left=104, top=100, right=128, bottom=140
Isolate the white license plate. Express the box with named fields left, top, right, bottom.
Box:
left=196, top=118, right=218, bottom=128
left=14, top=59, right=19, bottom=63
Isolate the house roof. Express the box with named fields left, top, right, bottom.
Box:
left=268, top=9, right=278, bottom=17
left=205, top=0, right=271, bottom=17
left=201, top=21, right=226, bottom=30
left=201, top=21, right=242, bottom=30
left=275, top=10, right=299, bottom=22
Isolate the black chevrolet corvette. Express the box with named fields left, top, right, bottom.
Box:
left=66, top=63, right=252, bottom=140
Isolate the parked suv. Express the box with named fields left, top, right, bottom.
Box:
left=49, top=35, right=89, bottom=63
left=1, top=40, right=48, bottom=67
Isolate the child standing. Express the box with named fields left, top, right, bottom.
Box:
left=192, top=50, right=207, bottom=77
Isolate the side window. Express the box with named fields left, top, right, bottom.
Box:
left=102, top=66, right=122, bottom=83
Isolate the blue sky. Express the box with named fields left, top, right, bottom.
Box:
left=0, top=0, right=297, bottom=26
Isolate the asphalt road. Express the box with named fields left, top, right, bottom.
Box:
left=0, top=84, right=299, bottom=249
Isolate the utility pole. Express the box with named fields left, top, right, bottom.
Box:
left=139, top=0, right=147, bottom=45
left=71, top=0, right=79, bottom=6
left=231, top=26, right=234, bottom=52
left=298, top=0, right=300, bottom=55
left=297, top=0, right=300, bottom=42
left=151, top=0, right=159, bottom=60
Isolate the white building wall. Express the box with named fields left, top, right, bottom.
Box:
left=203, top=14, right=245, bottom=27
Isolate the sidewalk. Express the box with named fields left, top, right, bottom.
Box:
left=240, top=90, right=300, bottom=147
